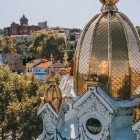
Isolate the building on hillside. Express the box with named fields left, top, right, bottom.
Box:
left=3, top=53, right=23, bottom=72
left=33, top=60, right=52, bottom=73
left=4, top=15, right=41, bottom=36
left=48, top=61, right=65, bottom=74
left=33, top=60, right=52, bottom=82
left=26, top=59, right=47, bottom=73
left=26, top=59, right=67, bottom=74
left=38, top=21, right=48, bottom=29
left=16, top=44, right=30, bottom=56
left=10, top=35, right=31, bottom=42
left=75, top=32, right=81, bottom=41
left=40, top=27, right=70, bottom=41
left=26, top=59, right=70, bottom=81
left=26, top=59, right=52, bottom=81
left=37, top=0, right=140, bottom=140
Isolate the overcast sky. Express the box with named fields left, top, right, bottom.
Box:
left=0, top=0, right=140, bottom=29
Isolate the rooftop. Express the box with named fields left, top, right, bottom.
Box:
left=35, top=60, right=52, bottom=69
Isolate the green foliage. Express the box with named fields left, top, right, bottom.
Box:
left=69, top=33, right=75, bottom=41
left=0, top=37, right=16, bottom=54
left=0, top=65, right=43, bottom=139
left=26, top=76, right=40, bottom=97
left=30, top=31, right=66, bottom=61
left=3, top=96, right=43, bottom=140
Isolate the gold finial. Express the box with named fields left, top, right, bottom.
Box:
left=88, top=57, right=94, bottom=74
left=63, top=52, right=68, bottom=66
left=50, top=53, right=54, bottom=63
left=39, top=71, right=62, bottom=113
left=60, top=51, right=71, bottom=75
left=46, top=71, right=58, bottom=85
left=100, top=0, right=119, bottom=5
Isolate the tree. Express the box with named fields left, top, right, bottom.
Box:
left=3, top=95, right=43, bottom=140
left=2, top=101, right=20, bottom=140
left=0, top=65, right=16, bottom=139
left=26, top=75, right=40, bottom=97
left=69, top=33, right=75, bottom=41
left=17, top=96, right=43, bottom=140
left=0, top=37, right=16, bottom=54
left=29, top=31, right=66, bottom=61
left=0, top=65, right=43, bottom=139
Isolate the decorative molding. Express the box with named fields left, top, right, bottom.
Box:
left=115, top=106, right=134, bottom=116
left=37, top=102, right=67, bottom=140
left=73, top=87, right=114, bottom=114
left=74, top=90, right=112, bottom=140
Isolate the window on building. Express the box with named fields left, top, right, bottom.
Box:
left=86, top=118, right=102, bottom=135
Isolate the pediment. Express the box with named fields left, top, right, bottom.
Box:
left=73, top=87, right=114, bottom=114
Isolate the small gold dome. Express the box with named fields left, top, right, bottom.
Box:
left=100, top=0, right=119, bottom=5
left=44, top=83, right=62, bottom=112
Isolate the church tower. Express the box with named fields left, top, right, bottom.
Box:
left=20, top=14, right=28, bottom=25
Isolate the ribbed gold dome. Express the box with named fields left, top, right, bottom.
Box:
left=74, top=1, right=140, bottom=100
left=44, top=78, right=62, bottom=112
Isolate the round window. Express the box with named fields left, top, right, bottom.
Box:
left=86, top=118, right=102, bottom=134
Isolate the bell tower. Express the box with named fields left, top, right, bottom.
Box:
left=20, top=14, right=28, bottom=25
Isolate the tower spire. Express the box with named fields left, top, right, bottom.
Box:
left=50, top=53, right=54, bottom=63
left=63, top=51, right=68, bottom=67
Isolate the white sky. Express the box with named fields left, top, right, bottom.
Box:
left=0, top=0, right=140, bottom=29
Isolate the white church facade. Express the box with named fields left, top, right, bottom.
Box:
left=37, top=0, right=140, bottom=140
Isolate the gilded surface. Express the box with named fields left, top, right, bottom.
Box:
left=44, top=83, right=62, bottom=112
left=91, top=15, right=109, bottom=91
left=74, top=11, right=140, bottom=99
left=100, top=0, right=119, bottom=5
left=110, top=14, right=130, bottom=99
left=133, top=108, right=140, bottom=123
left=121, top=14, right=140, bottom=96
left=39, top=73, right=63, bottom=112
left=74, top=15, right=101, bottom=94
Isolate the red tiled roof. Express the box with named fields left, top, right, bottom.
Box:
left=35, top=61, right=52, bottom=68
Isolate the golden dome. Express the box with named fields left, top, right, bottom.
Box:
left=74, top=1, right=140, bottom=100
left=44, top=83, right=62, bottom=112
left=100, top=0, right=119, bottom=5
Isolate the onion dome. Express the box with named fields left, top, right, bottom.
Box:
left=74, top=0, right=140, bottom=100
left=20, top=14, right=28, bottom=21
left=44, top=76, right=63, bottom=113
left=20, top=14, right=28, bottom=25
